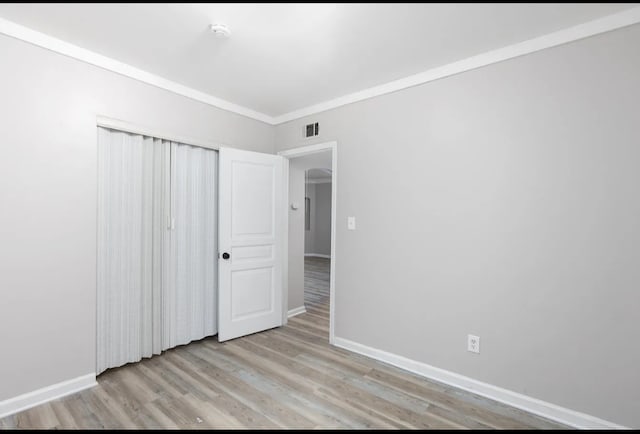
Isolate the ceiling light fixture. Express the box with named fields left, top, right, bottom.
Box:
left=209, top=23, right=231, bottom=38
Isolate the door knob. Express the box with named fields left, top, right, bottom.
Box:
left=222, top=252, right=230, bottom=260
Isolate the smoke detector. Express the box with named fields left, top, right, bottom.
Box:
left=209, top=23, right=231, bottom=38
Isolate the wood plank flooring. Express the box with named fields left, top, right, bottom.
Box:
left=302, top=256, right=331, bottom=327
left=0, top=257, right=567, bottom=429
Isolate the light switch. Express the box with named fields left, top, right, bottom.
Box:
left=347, top=216, right=356, bottom=230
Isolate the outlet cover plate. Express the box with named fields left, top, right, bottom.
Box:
left=468, top=334, right=480, bottom=354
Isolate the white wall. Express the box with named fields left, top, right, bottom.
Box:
left=275, top=24, right=640, bottom=428
left=0, top=34, right=274, bottom=403
left=305, top=182, right=332, bottom=256
left=304, top=183, right=316, bottom=254
left=287, top=162, right=306, bottom=311
left=313, top=182, right=332, bottom=256
left=4, top=13, right=639, bottom=429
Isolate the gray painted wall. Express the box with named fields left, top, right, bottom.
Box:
left=0, top=34, right=274, bottom=402
left=288, top=161, right=306, bottom=311
left=304, top=183, right=316, bottom=255
left=275, top=24, right=640, bottom=428
left=305, top=182, right=332, bottom=256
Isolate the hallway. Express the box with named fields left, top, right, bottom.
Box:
left=302, top=256, right=330, bottom=328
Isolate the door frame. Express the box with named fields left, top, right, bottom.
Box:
left=278, top=141, right=337, bottom=344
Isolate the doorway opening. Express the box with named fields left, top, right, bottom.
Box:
left=279, top=142, right=337, bottom=343
left=303, top=167, right=332, bottom=336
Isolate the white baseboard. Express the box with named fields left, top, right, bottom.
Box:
left=288, top=306, right=307, bottom=318
left=333, top=337, right=626, bottom=429
left=304, top=253, right=331, bottom=259
left=0, top=373, right=97, bottom=419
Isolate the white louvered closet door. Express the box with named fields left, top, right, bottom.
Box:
left=163, top=143, right=218, bottom=349
left=97, top=128, right=169, bottom=374
left=97, top=127, right=217, bottom=374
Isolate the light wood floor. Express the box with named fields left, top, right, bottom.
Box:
left=0, top=257, right=566, bottom=429
left=303, top=256, right=331, bottom=320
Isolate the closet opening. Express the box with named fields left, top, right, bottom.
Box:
left=96, top=118, right=287, bottom=374
left=96, top=125, right=219, bottom=374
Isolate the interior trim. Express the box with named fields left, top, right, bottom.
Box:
left=333, top=337, right=627, bottom=429
left=0, top=373, right=97, bottom=419
left=287, top=306, right=307, bottom=318
left=2, top=8, right=640, bottom=125
left=272, top=6, right=640, bottom=124
left=96, top=115, right=221, bottom=150
left=0, top=17, right=273, bottom=124
left=304, top=253, right=331, bottom=259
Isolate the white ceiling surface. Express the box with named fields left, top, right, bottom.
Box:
left=306, top=168, right=332, bottom=183
left=291, top=151, right=332, bottom=182
left=0, top=3, right=636, bottom=117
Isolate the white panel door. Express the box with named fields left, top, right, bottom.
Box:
left=218, top=147, right=284, bottom=342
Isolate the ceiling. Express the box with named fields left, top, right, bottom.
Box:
left=0, top=3, right=636, bottom=119
left=291, top=151, right=332, bottom=183
left=307, top=168, right=332, bottom=183
left=291, top=150, right=331, bottom=168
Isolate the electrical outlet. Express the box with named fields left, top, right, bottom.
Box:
left=467, top=334, right=480, bottom=354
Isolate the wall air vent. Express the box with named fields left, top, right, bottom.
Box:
left=305, top=122, right=319, bottom=138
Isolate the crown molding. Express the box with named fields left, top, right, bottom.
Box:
left=2, top=7, right=639, bottom=127
left=0, top=16, right=275, bottom=125
left=273, top=6, right=640, bottom=125
left=96, top=115, right=224, bottom=150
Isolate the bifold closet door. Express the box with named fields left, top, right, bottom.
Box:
left=97, top=128, right=218, bottom=374
left=96, top=127, right=169, bottom=374
left=163, top=144, right=218, bottom=349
